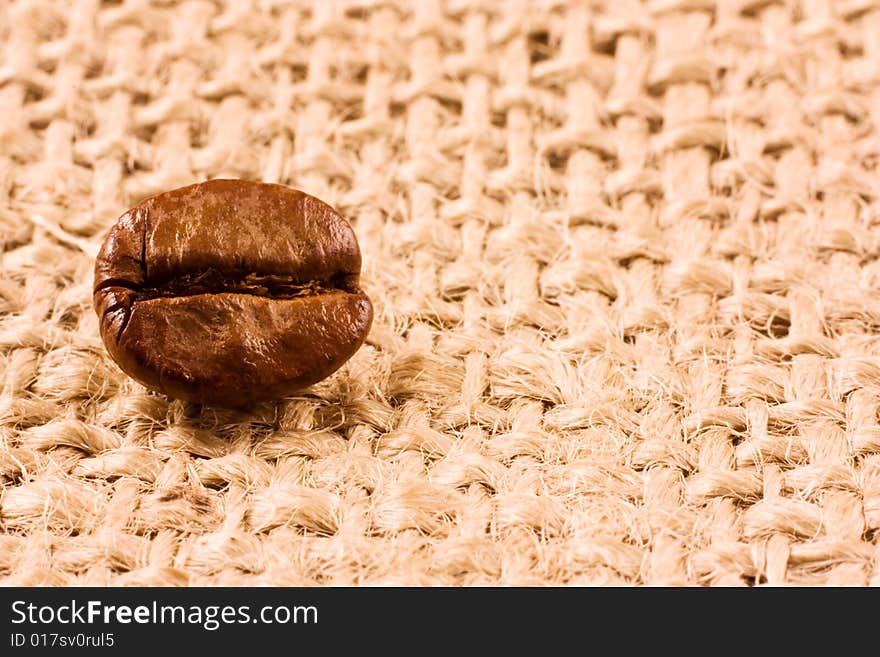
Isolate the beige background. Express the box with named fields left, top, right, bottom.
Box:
left=1, top=0, right=880, bottom=585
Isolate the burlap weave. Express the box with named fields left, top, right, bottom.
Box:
left=1, top=0, right=880, bottom=586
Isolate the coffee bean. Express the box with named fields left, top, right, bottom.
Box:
left=93, top=179, right=373, bottom=407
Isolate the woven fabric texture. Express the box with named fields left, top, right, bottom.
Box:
left=2, top=0, right=880, bottom=586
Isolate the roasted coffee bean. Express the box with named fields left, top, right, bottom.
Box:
left=93, top=179, right=373, bottom=407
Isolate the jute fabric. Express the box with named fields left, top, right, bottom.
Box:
left=1, top=0, right=880, bottom=585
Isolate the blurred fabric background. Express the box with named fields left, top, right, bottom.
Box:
left=1, top=0, right=879, bottom=585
